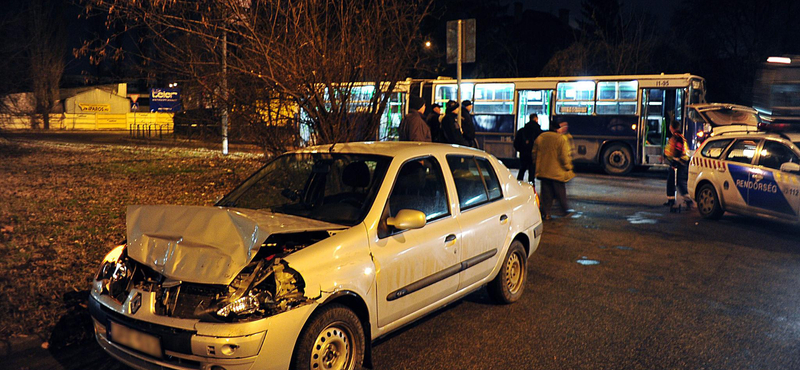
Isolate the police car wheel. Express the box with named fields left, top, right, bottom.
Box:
left=697, top=183, right=724, bottom=220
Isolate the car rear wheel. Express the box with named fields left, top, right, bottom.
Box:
left=696, top=183, right=724, bottom=220
left=602, top=144, right=633, bottom=175
left=292, top=304, right=365, bottom=370
left=488, top=241, right=527, bottom=304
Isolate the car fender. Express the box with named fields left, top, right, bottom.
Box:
left=282, top=223, right=377, bottom=327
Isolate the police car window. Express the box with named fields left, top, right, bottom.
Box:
left=700, top=139, right=733, bottom=159
left=758, top=141, right=799, bottom=170
left=725, top=140, right=758, bottom=164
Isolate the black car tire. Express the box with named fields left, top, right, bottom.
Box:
left=602, top=144, right=633, bottom=175
left=291, top=304, right=365, bottom=370
left=696, top=183, right=724, bottom=220
left=488, top=241, right=527, bottom=304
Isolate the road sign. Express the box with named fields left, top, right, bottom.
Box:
left=130, top=94, right=140, bottom=103
left=446, top=19, right=476, bottom=64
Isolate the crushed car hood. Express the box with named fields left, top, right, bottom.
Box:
left=126, top=205, right=341, bottom=285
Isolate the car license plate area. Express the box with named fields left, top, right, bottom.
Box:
left=109, top=321, right=162, bottom=359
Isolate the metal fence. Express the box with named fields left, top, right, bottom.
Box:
left=129, top=123, right=171, bottom=139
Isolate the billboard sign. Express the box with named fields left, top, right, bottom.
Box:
left=150, top=88, right=181, bottom=112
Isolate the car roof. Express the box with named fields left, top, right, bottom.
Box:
left=706, top=130, right=800, bottom=144
left=688, top=103, right=757, bottom=113
left=294, top=141, right=488, bottom=160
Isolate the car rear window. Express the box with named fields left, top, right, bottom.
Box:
left=700, top=139, right=733, bottom=159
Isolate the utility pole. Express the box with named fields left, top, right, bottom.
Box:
left=221, top=31, right=229, bottom=155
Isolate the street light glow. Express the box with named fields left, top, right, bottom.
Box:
left=424, top=41, right=431, bottom=48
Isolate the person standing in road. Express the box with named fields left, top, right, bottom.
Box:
left=461, top=100, right=478, bottom=148
left=532, top=124, right=575, bottom=219
left=398, top=95, right=430, bottom=142
left=426, top=103, right=443, bottom=143
left=664, top=118, right=693, bottom=211
left=514, top=114, right=543, bottom=182
left=441, top=100, right=470, bottom=146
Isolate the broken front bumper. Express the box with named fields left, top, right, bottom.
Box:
left=89, top=291, right=317, bottom=370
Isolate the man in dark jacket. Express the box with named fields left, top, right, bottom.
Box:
left=461, top=100, right=477, bottom=147
left=398, top=95, right=430, bottom=142
left=426, top=103, right=443, bottom=143
left=514, top=114, right=543, bottom=182
left=440, top=100, right=469, bottom=146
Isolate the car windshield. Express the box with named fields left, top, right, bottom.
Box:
left=703, top=108, right=759, bottom=126
left=218, top=152, right=391, bottom=226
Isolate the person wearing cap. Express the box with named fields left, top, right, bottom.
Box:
left=461, top=100, right=477, bottom=147
left=440, top=100, right=469, bottom=146
left=426, top=103, right=443, bottom=142
left=398, top=95, right=430, bottom=142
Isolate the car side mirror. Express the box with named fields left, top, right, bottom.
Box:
left=386, top=209, right=426, bottom=231
left=780, top=162, right=800, bottom=173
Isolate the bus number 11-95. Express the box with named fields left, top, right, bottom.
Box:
left=655, top=80, right=670, bottom=87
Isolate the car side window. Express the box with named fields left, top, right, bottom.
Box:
left=447, top=155, right=502, bottom=211
left=725, top=139, right=759, bottom=165
left=700, top=139, right=733, bottom=159
left=388, top=157, right=449, bottom=221
left=758, top=140, right=800, bottom=170
left=475, top=157, right=503, bottom=201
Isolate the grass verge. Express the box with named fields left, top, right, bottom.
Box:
left=0, top=138, right=263, bottom=342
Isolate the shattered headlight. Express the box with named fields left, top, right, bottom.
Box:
left=216, top=294, right=264, bottom=317
left=212, top=258, right=312, bottom=321
left=95, top=244, right=133, bottom=301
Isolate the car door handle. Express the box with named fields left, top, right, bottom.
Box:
left=445, top=234, right=457, bottom=243
left=499, top=214, right=508, bottom=224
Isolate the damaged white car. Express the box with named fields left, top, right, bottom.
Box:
left=89, top=142, right=543, bottom=370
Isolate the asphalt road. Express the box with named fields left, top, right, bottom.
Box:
left=370, top=169, right=800, bottom=369
left=4, top=168, right=800, bottom=370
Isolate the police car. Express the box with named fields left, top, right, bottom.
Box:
left=688, top=128, right=800, bottom=223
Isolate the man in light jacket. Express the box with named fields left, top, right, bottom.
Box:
left=532, top=122, right=575, bottom=219
left=398, top=95, right=430, bottom=142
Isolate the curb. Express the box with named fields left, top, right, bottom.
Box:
left=0, top=335, right=48, bottom=357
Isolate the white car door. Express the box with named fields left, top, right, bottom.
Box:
left=445, top=155, right=511, bottom=290
left=370, top=156, right=461, bottom=327
left=751, top=140, right=800, bottom=220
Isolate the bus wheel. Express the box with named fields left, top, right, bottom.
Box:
left=602, top=144, right=633, bottom=175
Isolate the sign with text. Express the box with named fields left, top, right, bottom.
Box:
left=78, top=104, right=110, bottom=112
left=149, top=88, right=181, bottom=112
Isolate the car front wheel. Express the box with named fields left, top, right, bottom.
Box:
left=696, top=183, right=724, bottom=220
left=488, top=240, right=527, bottom=304
left=292, top=304, right=365, bottom=370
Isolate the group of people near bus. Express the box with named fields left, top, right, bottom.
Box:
left=398, top=95, right=478, bottom=147
left=399, top=96, right=576, bottom=220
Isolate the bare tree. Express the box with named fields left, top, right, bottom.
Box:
left=542, top=2, right=657, bottom=76
left=0, top=1, right=67, bottom=130
left=27, top=0, right=67, bottom=129
left=80, top=0, right=431, bottom=154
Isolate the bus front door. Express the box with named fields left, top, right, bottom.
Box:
left=639, top=88, right=685, bottom=166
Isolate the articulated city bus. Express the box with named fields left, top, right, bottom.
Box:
left=415, top=74, right=707, bottom=174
